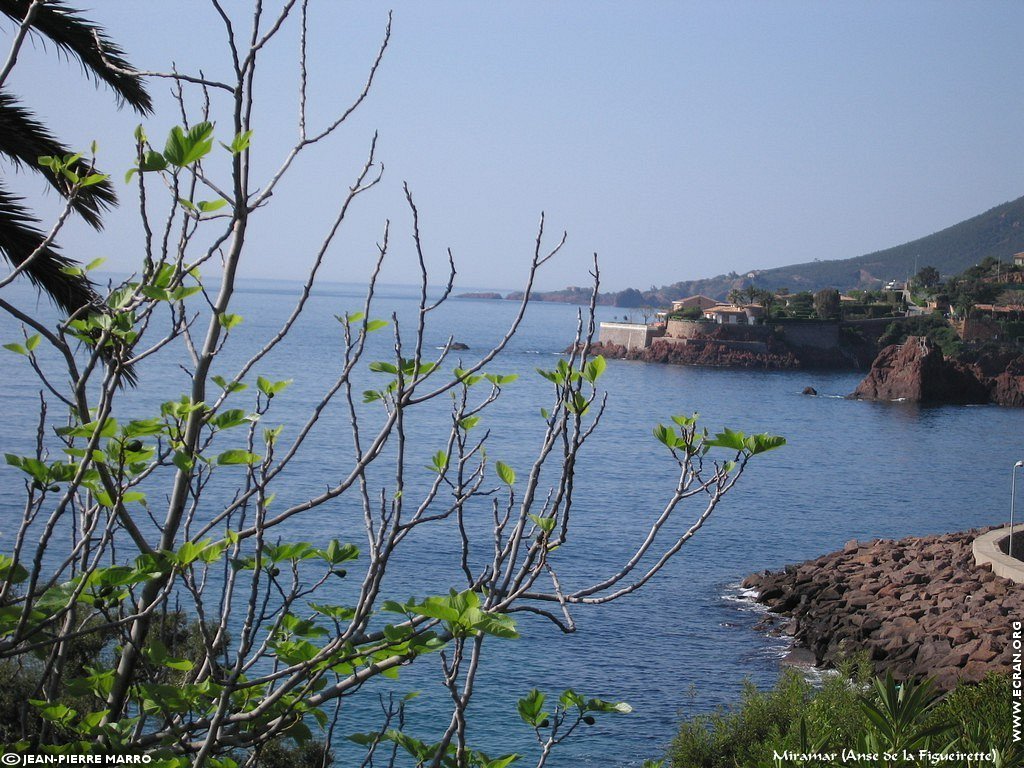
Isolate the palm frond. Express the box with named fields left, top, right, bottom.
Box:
left=0, top=183, right=137, bottom=384
left=0, top=90, right=116, bottom=229
left=0, top=180, right=98, bottom=314
left=0, top=0, right=152, bottom=114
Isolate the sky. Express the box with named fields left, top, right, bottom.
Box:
left=6, top=1, right=1024, bottom=293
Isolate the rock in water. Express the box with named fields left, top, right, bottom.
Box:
left=850, top=336, right=989, bottom=404
left=450, top=342, right=470, bottom=351
left=802, top=386, right=818, bottom=396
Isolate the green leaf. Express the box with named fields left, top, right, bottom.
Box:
left=454, top=367, right=483, bottom=386
left=517, top=689, right=547, bottom=726
left=458, top=415, right=480, bottom=431
left=484, top=372, right=519, bottom=386
left=671, top=413, right=698, bottom=428
left=216, top=449, right=261, bottom=466
left=30, top=701, right=76, bottom=724
left=163, top=122, right=215, bottom=167
left=218, top=313, right=243, bottom=330
left=256, top=376, right=292, bottom=397
left=322, top=540, right=359, bottom=565
left=583, top=355, right=607, bottom=383
left=2, top=342, right=26, bottom=356
left=369, top=361, right=398, bottom=374
left=197, top=199, right=227, bottom=213
left=210, top=409, right=250, bottom=430
left=567, top=392, right=589, bottom=415
left=212, top=375, right=247, bottom=393
left=170, top=285, right=202, bottom=301
left=429, top=451, right=448, bottom=473
left=749, top=434, right=787, bottom=455
left=80, top=173, right=108, bottom=187
left=141, top=285, right=171, bottom=301
left=705, top=428, right=747, bottom=452
left=172, top=451, right=194, bottom=472
left=653, top=424, right=674, bottom=447
left=529, top=514, right=556, bottom=533
left=365, top=318, right=389, bottom=332
left=225, top=130, right=253, bottom=154
left=139, top=150, right=167, bottom=172
left=496, top=461, right=515, bottom=486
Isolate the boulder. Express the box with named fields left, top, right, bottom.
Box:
left=743, top=527, right=1022, bottom=690
left=850, top=337, right=989, bottom=405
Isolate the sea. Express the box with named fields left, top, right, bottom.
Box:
left=1, top=277, right=1021, bottom=766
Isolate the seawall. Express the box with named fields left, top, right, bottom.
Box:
left=742, top=528, right=1021, bottom=690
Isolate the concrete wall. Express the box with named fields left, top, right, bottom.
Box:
left=604, top=318, right=846, bottom=352
left=598, top=322, right=661, bottom=351
left=777, top=322, right=840, bottom=349
left=665, top=319, right=771, bottom=341
left=843, top=317, right=897, bottom=343
left=973, top=526, right=1024, bottom=584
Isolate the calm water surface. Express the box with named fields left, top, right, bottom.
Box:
left=1, top=279, right=1021, bottom=766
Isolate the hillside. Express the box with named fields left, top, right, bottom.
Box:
left=734, top=194, right=1024, bottom=295
left=527, top=194, right=1024, bottom=306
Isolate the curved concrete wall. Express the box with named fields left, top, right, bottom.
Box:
left=972, top=525, right=1024, bottom=583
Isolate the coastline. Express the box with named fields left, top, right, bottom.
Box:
left=741, top=528, right=1020, bottom=690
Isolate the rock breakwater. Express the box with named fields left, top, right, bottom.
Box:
left=742, top=529, right=1022, bottom=690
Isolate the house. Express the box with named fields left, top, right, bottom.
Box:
left=1014, top=252, right=1024, bottom=268
left=703, top=304, right=766, bottom=325
left=671, top=295, right=718, bottom=313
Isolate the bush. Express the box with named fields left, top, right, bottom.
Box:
left=667, top=669, right=863, bottom=768
left=666, top=668, right=1020, bottom=768
left=878, top=315, right=962, bottom=357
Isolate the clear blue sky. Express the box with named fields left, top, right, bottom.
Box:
left=7, top=1, right=1024, bottom=292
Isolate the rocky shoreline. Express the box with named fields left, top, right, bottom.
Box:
left=851, top=336, right=1024, bottom=406
left=587, top=336, right=865, bottom=371
left=742, top=528, right=1022, bottom=690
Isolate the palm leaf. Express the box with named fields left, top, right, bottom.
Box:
left=0, top=90, right=116, bottom=229
left=0, top=0, right=151, bottom=114
left=0, top=181, right=98, bottom=314
left=0, top=184, right=137, bottom=384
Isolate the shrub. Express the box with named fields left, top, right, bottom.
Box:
left=666, top=669, right=1019, bottom=768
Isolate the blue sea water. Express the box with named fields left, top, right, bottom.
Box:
left=1, top=277, right=1022, bottom=766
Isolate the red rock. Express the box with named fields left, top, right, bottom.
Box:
left=851, top=337, right=989, bottom=404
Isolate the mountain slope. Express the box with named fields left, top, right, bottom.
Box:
left=633, top=194, right=1024, bottom=304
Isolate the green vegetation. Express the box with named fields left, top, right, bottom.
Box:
left=0, top=4, right=788, bottom=766
left=878, top=315, right=962, bottom=357
left=667, top=667, right=1019, bottom=768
